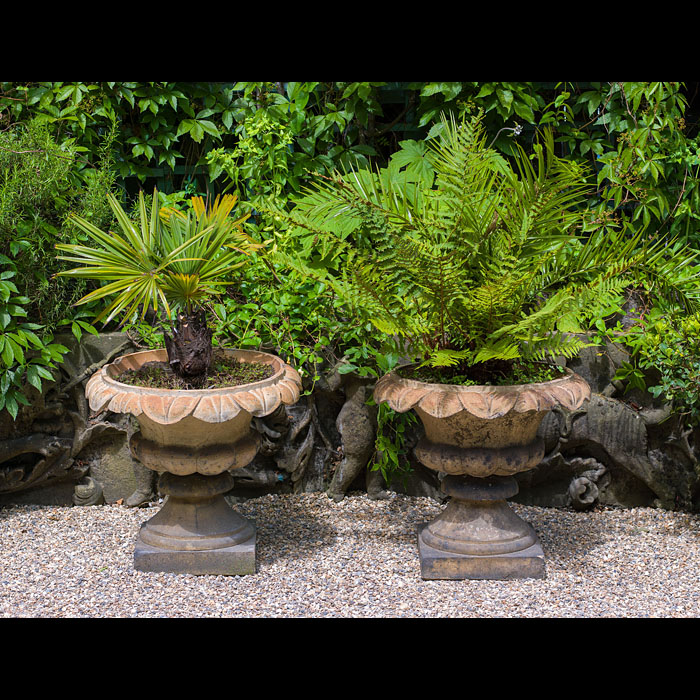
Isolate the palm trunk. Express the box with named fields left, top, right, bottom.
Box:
left=163, top=308, right=213, bottom=388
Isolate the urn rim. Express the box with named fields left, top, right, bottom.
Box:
left=103, top=348, right=287, bottom=395
left=85, top=347, right=302, bottom=424
left=373, top=363, right=591, bottom=420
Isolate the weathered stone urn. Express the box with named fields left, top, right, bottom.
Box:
left=85, top=348, right=302, bottom=575
left=374, top=366, right=591, bottom=580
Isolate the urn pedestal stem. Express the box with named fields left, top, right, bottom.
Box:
left=418, top=473, right=545, bottom=580
left=414, top=435, right=546, bottom=579
left=134, top=470, right=257, bottom=576
left=127, top=420, right=262, bottom=575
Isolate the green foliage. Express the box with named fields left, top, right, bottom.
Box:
left=1, top=82, right=232, bottom=181
left=403, top=359, right=566, bottom=386
left=115, top=216, right=396, bottom=390
left=411, top=82, right=700, bottom=248
left=5, top=80, right=700, bottom=480
left=415, top=82, right=544, bottom=138
left=371, top=400, right=417, bottom=485
left=210, top=260, right=394, bottom=388
left=0, top=82, right=394, bottom=190
left=582, top=83, right=699, bottom=242
left=5, top=81, right=696, bottom=256
left=207, top=109, right=295, bottom=208
left=204, top=81, right=395, bottom=225
left=607, top=306, right=700, bottom=424
left=0, top=118, right=118, bottom=322
left=273, top=113, right=700, bottom=375
left=1, top=120, right=75, bottom=322
left=0, top=118, right=116, bottom=417
left=0, top=255, right=69, bottom=419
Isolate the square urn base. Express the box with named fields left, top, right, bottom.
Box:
left=133, top=529, right=257, bottom=576
left=417, top=523, right=546, bottom=580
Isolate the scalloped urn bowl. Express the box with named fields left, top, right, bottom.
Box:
left=85, top=348, right=302, bottom=576
left=374, top=366, right=590, bottom=580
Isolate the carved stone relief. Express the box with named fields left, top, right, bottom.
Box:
left=2, top=334, right=699, bottom=514
left=0, top=332, right=138, bottom=506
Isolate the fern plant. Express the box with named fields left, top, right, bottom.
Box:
left=272, top=113, right=700, bottom=381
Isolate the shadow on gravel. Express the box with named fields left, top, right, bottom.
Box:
left=236, top=492, right=444, bottom=568
left=238, top=498, right=340, bottom=568
left=516, top=505, right=614, bottom=573
left=0, top=504, right=49, bottom=524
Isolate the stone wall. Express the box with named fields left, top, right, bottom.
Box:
left=0, top=333, right=137, bottom=507
left=1, top=334, right=698, bottom=513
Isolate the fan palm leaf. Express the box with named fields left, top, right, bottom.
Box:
left=56, top=189, right=263, bottom=325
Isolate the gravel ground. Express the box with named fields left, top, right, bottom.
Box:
left=1, top=491, right=699, bottom=618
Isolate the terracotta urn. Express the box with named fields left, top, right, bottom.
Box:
left=374, top=366, right=590, bottom=580
left=85, top=348, right=302, bottom=575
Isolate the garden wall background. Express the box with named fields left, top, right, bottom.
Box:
left=1, top=331, right=697, bottom=512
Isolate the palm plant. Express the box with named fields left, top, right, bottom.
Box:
left=274, top=113, right=700, bottom=382
left=55, top=189, right=264, bottom=383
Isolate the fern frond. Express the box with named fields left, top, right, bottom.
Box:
left=473, top=338, right=521, bottom=363
left=520, top=333, right=592, bottom=362
left=490, top=274, right=629, bottom=350
left=421, top=348, right=475, bottom=368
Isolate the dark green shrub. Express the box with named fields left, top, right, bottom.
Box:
left=0, top=118, right=116, bottom=416
left=609, top=307, right=700, bottom=425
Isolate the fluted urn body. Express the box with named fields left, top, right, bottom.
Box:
left=374, top=366, right=590, bottom=579
left=86, top=348, right=301, bottom=575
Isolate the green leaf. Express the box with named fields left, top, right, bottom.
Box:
left=177, top=119, right=195, bottom=137
left=198, top=120, right=221, bottom=138
left=189, top=121, right=204, bottom=142
left=26, top=364, right=42, bottom=392
left=476, top=84, right=496, bottom=98
left=390, top=140, right=434, bottom=186
left=1, top=340, right=14, bottom=366
left=35, top=365, right=55, bottom=381
left=5, top=395, right=18, bottom=420
left=497, top=89, right=514, bottom=111
left=350, top=144, right=377, bottom=156
left=8, top=337, right=24, bottom=364
left=513, top=101, right=536, bottom=123
left=421, top=83, right=463, bottom=100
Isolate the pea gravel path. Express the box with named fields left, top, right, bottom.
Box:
left=1, top=491, right=699, bottom=618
